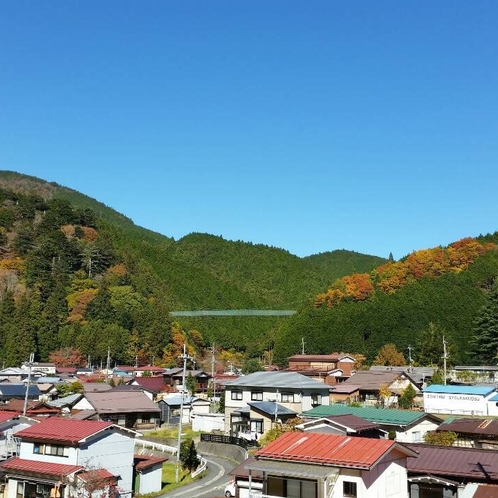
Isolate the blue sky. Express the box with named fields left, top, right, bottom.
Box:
left=1, top=1, right=497, bottom=260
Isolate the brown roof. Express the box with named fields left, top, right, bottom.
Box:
left=84, top=390, right=160, bottom=414
left=343, top=370, right=409, bottom=392
left=326, top=414, right=381, bottom=432
left=230, top=457, right=264, bottom=480
left=330, top=384, right=361, bottom=394
left=472, top=484, right=498, bottom=498
left=134, top=454, right=169, bottom=470
left=288, top=354, right=353, bottom=362
left=437, top=418, right=498, bottom=437
left=407, top=444, right=498, bottom=480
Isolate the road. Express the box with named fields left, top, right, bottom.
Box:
left=160, top=454, right=236, bottom=498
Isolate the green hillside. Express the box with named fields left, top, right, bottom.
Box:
left=0, top=171, right=386, bottom=367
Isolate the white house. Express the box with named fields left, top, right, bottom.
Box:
left=423, top=384, right=498, bottom=416
left=0, top=417, right=146, bottom=498
left=223, top=371, right=330, bottom=437
left=244, top=431, right=418, bottom=498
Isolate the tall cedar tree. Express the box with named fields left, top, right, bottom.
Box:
left=470, top=281, right=498, bottom=364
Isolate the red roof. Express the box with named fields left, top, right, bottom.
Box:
left=256, top=432, right=416, bottom=470
left=0, top=410, right=20, bottom=423
left=16, top=417, right=113, bottom=444
left=0, top=457, right=82, bottom=477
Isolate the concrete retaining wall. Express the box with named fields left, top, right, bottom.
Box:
left=197, top=441, right=247, bottom=463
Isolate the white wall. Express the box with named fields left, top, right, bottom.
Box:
left=192, top=413, right=225, bottom=432
left=423, top=392, right=489, bottom=415
left=78, top=430, right=135, bottom=494
left=137, top=466, right=163, bottom=494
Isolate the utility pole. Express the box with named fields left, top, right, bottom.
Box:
left=175, top=344, right=192, bottom=484
left=407, top=345, right=413, bottom=371
left=442, top=336, right=448, bottom=385
left=23, top=353, right=34, bottom=416
left=301, top=337, right=305, bottom=355
left=210, top=344, right=216, bottom=406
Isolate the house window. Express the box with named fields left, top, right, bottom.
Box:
left=34, top=443, right=67, bottom=457
left=142, top=414, right=151, bottom=424
left=250, top=420, right=263, bottom=434
left=45, top=444, right=67, bottom=457
left=281, top=392, right=294, bottom=403
left=231, top=391, right=243, bottom=400
left=311, top=394, right=322, bottom=406
left=251, top=391, right=263, bottom=401
left=343, top=481, right=357, bottom=497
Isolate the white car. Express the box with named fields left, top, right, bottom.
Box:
left=224, top=479, right=263, bottom=498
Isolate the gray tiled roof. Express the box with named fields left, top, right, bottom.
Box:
left=224, top=371, right=329, bottom=391
left=84, top=390, right=160, bottom=414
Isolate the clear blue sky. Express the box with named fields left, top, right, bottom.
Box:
left=1, top=2, right=497, bottom=260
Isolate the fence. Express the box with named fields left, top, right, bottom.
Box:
left=200, top=433, right=250, bottom=449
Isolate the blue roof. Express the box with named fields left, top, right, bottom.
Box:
left=424, top=384, right=496, bottom=396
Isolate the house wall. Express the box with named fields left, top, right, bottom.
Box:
left=20, top=441, right=79, bottom=463
left=78, top=431, right=135, bottom=494
left=137, top=465, right=163, bottom=495
left=359, top=458, right=408, bottom=498
left=191, top=413, right=225, bottom=432
left=423, top=392, right=490, bottom=416
left=394, top=419, right=440, bottom=443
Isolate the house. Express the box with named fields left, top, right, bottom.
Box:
left=243, top=431, right=418, bottom=498
left=0, top=411, right=38, bottom=461
left=329, top=383, right=361, bottom=403
left=0, top=369, right=29, bottom=383
left=230, top=401, right=297, bottom=441
left=133, top=455, right=169, bottom=495
left=423, top=384, right=498, bottom=416
left=407, top=443, right=498, bottom=497
left=21, top=362, right=56, bottom=376
left=369, top=365, right=435, bottom=388
left=156, top=395, right=210, bottom=426
left=296, top=413, right=387, bottom=439
left=162, top=368, right=212, bottom=393
left=451, top=365, right=498, bottom=384
left=342, top=370, right=421, bottom=406
left=1, top=400, right=59, bottom=418
left=435, top=417, right=498, bottom=449
left=285, top=353, right=356, bottom=384
left=0, top=384, right=41, bottom=403
left=128, top=376, right=170, bottom=400
left=71, top=390, right=161, bottom=429
left=0, top=417, right=138, bottom=498
left=223, top=371, right=330, bottom=437
left=302, top=404, right=442, bottom=443
left=227, top=456, right=264, bottom=498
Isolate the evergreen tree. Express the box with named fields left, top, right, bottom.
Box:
left=470, top=281, right=498, bottom=364
left=180, top=439, right=200, bottom=473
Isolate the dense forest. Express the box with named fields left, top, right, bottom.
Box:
left=0, top=171, right=497, bottom=371
left=0, top=171, right=386, bottom=369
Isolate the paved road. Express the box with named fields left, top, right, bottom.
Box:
left=160, top=454, right=236, bottom=498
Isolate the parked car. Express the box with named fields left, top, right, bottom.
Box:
left=224, top=479, right=262, bottom=498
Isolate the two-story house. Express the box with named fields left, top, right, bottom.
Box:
left=0, top=417, right=138, bottom=498
left=241, top=431, right=418, bottom=498
left=223, top=371, right=330, bottom=438
left=285, top=353, right=356, bottom=384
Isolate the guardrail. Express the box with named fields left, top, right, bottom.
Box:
left=135, top=439, right=177, bottom=455
left=191, top=456, right=207, bottom=478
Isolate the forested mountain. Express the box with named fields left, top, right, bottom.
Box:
left=0, top=171, right=386, bottom=368
left=274, top=234, right=498, bottom=366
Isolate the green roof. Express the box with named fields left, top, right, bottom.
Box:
left=302, top=404, right=431, bottom=426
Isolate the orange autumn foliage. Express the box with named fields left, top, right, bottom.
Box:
left=315, top=237, right=497, bottom=308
